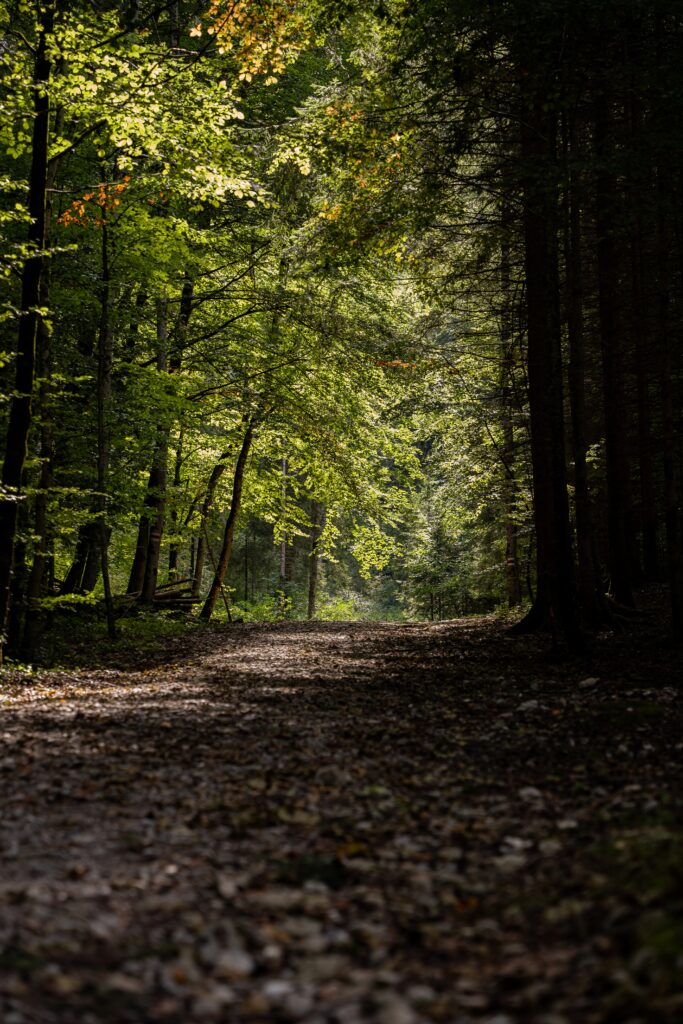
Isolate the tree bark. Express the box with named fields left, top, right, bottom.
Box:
left=511, top=84, right=581, bottom=648
left=594, top=86, right=636, bottom=607
left=20, top=95, right=65, bottom=657
left=167, top=429, right=183, bottom=577
left=279, top=457, right=289, bottom=617
left=21, top=272, right=55, bottom=655
left=0, top=8, right=53, bottom=657
left=96, top=221, right=116, bottom=638
left=499, top=201, right=522, bottom=609
left=563, top=112, right=603, bottom=625
left=657, top=169, right=683, bottom=638
left=126, top=515, right=150, bottom=594
left=62, top=523, right=91, bottom=594
left=200, top=421, right=254, bottom=622
left=129, top=275, right=192, bottom=599
left=191, top=458, right=229, bottom=598
left=140, top=296, right=169, bottom=604
left=307, top=502, right=325, bottom=619
left=628, top=95, right=659, bottom=581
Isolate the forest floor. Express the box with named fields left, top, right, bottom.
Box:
left=0, top=612, right=682, bottom=1024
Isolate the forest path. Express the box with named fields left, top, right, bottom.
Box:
left=1, top=618, right=681, bottom=1024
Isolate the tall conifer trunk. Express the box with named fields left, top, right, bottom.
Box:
left=500, top=202, right=521, bottom=608
left=594, top=86, right=636, bottom=607
left=513, top=83, right=580, bottom=647
left=657, top=169, right=683, bottom=637
left=627, top=93, right=659, bottom=581
left=564, top=113, right=603, bottom=625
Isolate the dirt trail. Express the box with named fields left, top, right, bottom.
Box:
left=1, top=618, right=681, bottom=1024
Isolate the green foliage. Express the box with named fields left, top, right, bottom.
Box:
left=0, top=0, right=549, bottom=651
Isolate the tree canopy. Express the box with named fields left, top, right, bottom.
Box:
left=1, top=0, right=681, bottom=659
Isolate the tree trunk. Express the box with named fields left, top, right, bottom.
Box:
left=243, top=521, right=250, bottom=605
left=279, top=457, right=289, bottom=616
left=594, top=86, right=636, bottom=607
left=5, top=523, right=29, bottom=660
left=21, top=282, right=55, bottom=655
left=189, top=536, right=196, bottom=580
left=0, top=9, right=53, bottom=658
left=129, top=276, right=192, bottom=600
left=168, top=429, right=183, bottom=577
left=96, top=221, right=116, bottom=638
left=62, top=524, right=90, bottom=594
left=21, top=98, right=64, bottom=657
left=140, top=296, right=169, bottom=604
left=127, top=515, right=150, bottom=594
left=191, top=458, right=230, bottom=597
left=200, top=421, right=254, bottom=621
left=511, top=86, right=580, bottom=648
left=499, top=201, right=522, bottom=609
left=627, top=94, right=659, bottom=581
left=657, top=168, right=683, bottom=638
left=307, top=502, right=325, bottom=619
left=563, top=112, right=603, bottom=625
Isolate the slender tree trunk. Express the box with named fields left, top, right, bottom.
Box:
left=5, top=520, right=29, bottom=659
left=627, top=99, right=659, bottom=581
left=191, top=457, right=230, bottom=597
left=657, top=169, right=683, bottom=637
left=26, top=305, right=54, bottom=561
left=564, top=113, right=603, bottom=625
left=96, top=222, right=116, bottom=638
left=127, top=515, right=150, bottom=594
left=130, top=276, right=192, bottom=599
left=511, top=86, right=580, bottom=648
left=279, top=457, right=288, bottom=616
left=140, top=296, right=169, bottom=604
left=20, top=96, right=65, bottom=657
left=307, top=502, right=325, bottom=619
left=500, top=202, right=522, bottom=608
left=21, top=276, right=55, bottom=656
left=200, top=420, right=254, bottom=621
left=632, top=229, right=659, bottom=581
left=595, top=86, right=636, bottom=607
left=168, top=429, right=183, bottom=577
left=243, top=521, right=249, bottom=605
left=202, top=521, right=232, bottom=620
left=0, top=9, right=53, bottom=658
left=62, top=524, right=90, bottom=593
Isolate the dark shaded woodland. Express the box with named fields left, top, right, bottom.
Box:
left=1, top=4, right=682, bottom=1023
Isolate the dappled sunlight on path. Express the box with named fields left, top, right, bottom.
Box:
left=1, top=620, right=681, bottom=1023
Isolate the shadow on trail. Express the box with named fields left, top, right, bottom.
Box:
left=1, top=618, right=681, bottom=1023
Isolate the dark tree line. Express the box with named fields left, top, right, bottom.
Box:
left=1, top=0, right=681, bottom=662
left=387, top=0, right=683, bottom=646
